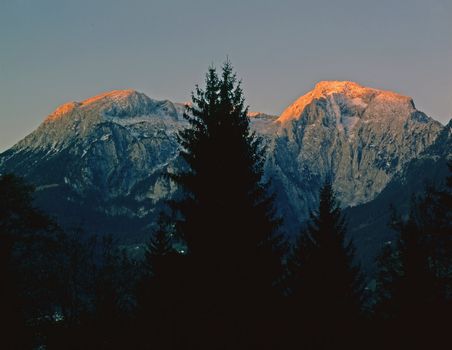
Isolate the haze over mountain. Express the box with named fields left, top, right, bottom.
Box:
left=0, top=81, right=449, bottom=264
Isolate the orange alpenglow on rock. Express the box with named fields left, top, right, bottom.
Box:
left=277, top=81, right=412, bottom=124
left=45, top=101, right=80, bottom=122
left=80, top=89, right=137, bottom=107
left=45, top=89, right=140, bottom=122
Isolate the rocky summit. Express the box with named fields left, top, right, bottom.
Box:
left=0, top=82, right=445, bottom=241
left=267, top=81, right=443, bottom=228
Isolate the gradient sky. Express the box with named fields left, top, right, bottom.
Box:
left=1, top=0, right=451, bottom=151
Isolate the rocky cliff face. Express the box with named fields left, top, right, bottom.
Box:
left=0, top=82, right=444, bottom=240
left=0, top=90, right=187, bottom=238
left=346, top=120, right=452, bottom=273
left=268, top=81, right=442, bottom=228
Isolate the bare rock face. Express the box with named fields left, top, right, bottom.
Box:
left=0, top=90, right=187, bottom=238
left=0, top=82, right=444, bottom=239
left=267, top=81, right=442, bottom=228
left=346, top=120, right=452, bottom=273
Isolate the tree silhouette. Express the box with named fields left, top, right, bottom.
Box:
left=89, top=236, right=128, bottom=349
left=170, top=61, right=285, bottom=349
left=375, top=162, right=452, bottom=348
left=0, top=173, right=58, bottom=348
left=134, top=213, right=185, bottom=350
left=144, top=213, right=175, bottom=275
left=287, top=181, right=365, bottom=348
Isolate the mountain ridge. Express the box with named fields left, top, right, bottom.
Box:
left=277, top=80, right=414, bottom=124
left=346, top=119, right=452, bottom=272
left=267, top=81, right=442, bottom=230
left=0, top=82, right=445, bottom=251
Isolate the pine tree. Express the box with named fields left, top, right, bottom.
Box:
left=375, top=162, right=452, bottom=347
left=0, top=173, right=57, bottom=348
left=171, top=61, right=285, bottom=348
left=90, top=236, right=125, bottom=349
left=143, top=213, right=174, bottom=277
left=135, top=213, right=183, bottom=350
left=287, top=181, right=365, bottom=348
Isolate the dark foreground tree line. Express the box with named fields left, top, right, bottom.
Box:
left=1, top=62, right=451, bottom=349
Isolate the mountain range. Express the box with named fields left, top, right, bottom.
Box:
left=1, top=81, right=450, bottom=269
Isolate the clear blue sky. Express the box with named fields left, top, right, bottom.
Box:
left=1, top=0, right=451, bottom=151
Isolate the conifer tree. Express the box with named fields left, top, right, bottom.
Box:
left=375, top=162, right=452, bottom=347
left=287, top=181, right=365, bottom=348
left=171, top=61, right=285, bottom=348
left=143, top=213, right=174, bottom=277
left=90, top=236, right=125, bottom=349
left=135, top=213, right=182, bottom=350
left=0, top=173, right=58, bottom=348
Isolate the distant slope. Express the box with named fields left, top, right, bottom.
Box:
left=0, top=90, right=186, bottom=240
left=267, top=81, right=442, bottom=230
left=346, top=120, right=452, bottom=272
left=0, top=83, right=444, bottom=247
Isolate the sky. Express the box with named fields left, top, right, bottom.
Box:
left=1, top=0, right=451, bottom=151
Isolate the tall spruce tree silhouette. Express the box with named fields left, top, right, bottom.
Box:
left=287, top=181, right=365, bottom=349
left=375, top=162, right=452, bottom=348
left=171, top=61, right=285, bottom=349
